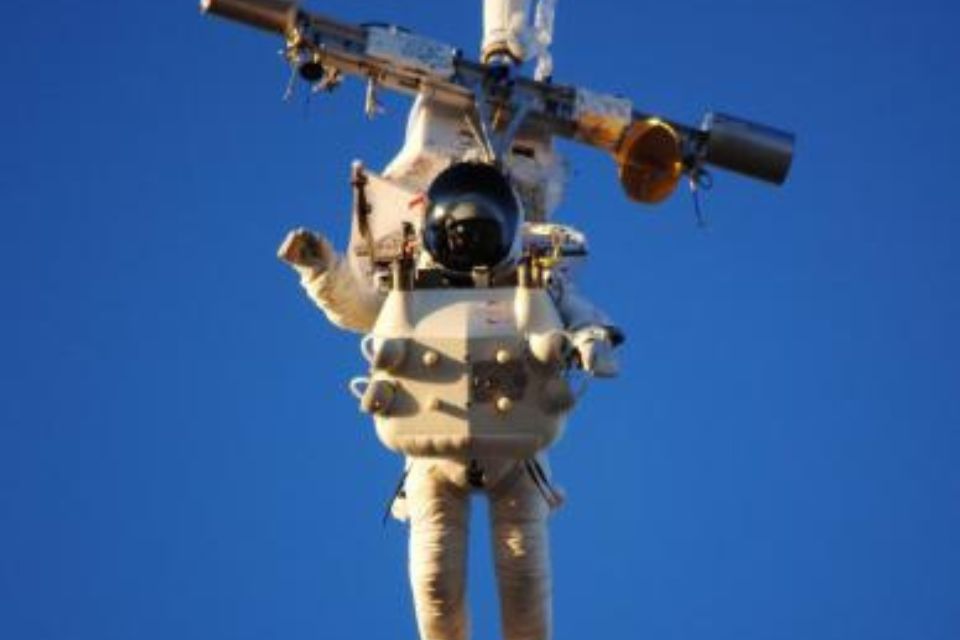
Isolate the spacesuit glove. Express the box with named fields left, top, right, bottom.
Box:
left=277, top=227, right=334, bottom=273
left=572, top=326, right=620, bottom=378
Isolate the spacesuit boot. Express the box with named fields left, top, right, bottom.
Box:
left=404, top=457, right=554, bottom=640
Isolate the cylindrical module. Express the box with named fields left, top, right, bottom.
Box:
left=701, top=112, right=795, bottom=185
left=200, top=0, right=298, bottom=34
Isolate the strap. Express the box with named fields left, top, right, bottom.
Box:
left=524, top=459, right=563, bottom=509
left=382, top=466, right=410, bottom=526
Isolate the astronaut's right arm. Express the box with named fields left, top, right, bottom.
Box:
left=277, top=228, right=383, bottom=334
left=549, top=271, right=623, bottom=378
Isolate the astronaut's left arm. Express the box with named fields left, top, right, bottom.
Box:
left=549, top=271, right=623, bottom=378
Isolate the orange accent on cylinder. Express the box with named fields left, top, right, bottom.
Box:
left=616, top=119, right=683, bottom=204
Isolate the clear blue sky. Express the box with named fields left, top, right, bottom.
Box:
left=2, top=1, right=958, bottom=638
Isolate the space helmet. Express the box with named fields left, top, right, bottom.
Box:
left=422, top=162, right=522, bottom=274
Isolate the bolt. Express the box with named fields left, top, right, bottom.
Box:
left=422, top=350, right=439, bottom=367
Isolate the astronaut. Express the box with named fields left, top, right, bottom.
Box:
left=278, top=106, right=619, bottom=640
left=277, top=3, right=619, bottom=639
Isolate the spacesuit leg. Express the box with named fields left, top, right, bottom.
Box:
left=406, top=460, right=471, bottom=640
left=488, top=463, right=553, bottom=640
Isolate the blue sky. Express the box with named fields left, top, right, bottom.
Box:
left=1, top=1, right=958, bottom=638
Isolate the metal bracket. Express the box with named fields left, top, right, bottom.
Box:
left=493, top=98, right=534, bottom=160
left=467, top=83, right=498, bottom=162
left=466, top=78, right=535, bottom=165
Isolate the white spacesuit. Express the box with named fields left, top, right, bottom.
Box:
left=277, top=4, right=618, bottom=638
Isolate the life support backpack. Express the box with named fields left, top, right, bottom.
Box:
left=350, top=264, right=576, bottom=458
